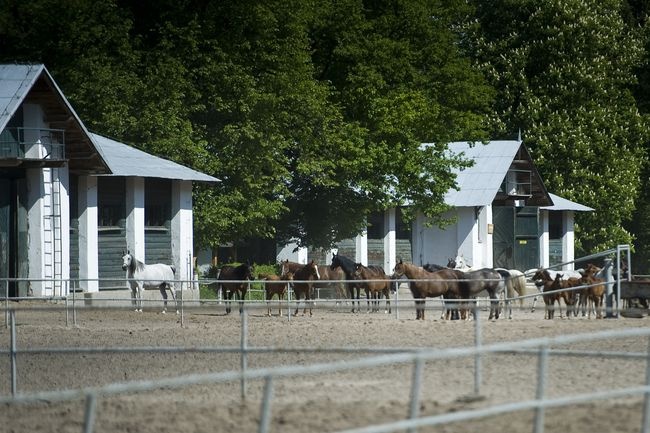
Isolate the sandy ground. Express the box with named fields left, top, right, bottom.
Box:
left=2, top=294, right=650, bottom=433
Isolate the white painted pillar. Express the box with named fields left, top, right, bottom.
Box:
left=484, top=205, right=494, bottom=268
left=355, top=231, right=368, bottom=265
left=57, top=168, right=70, bottom=290
left=563, top=211, right=575, bottom=270
left=171, top=180, right=193, bottom=290
left=383, top=208, right=396, bottom=273
left=78, top=176, right=99, bottom=293
left=539, top=210, right=550, bottom=269
left=125, top=177, right=145, bottom=260
left=26, top=168, right=45, bottom=296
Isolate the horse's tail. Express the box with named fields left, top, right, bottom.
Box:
left=170, top=265, right=176, bottom=275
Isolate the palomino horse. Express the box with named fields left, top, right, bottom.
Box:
left=353, top=263, right=391, bottom=313
left=260, top=272, right=293, bottom=317
left=121, top=251, right=177, bottom=313
left=292, top=260, right=321, bottom=316
left=457, top=268, right=505, bottom=320
left=495, top=268, right=527, bottom=319
left=218, top=262, right=254, bottom=314
left=330, top=253, right=363, bottom=312
left=391, top=260, right=462, bottom=320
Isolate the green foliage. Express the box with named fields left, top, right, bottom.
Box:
left=4, top=0, right=650, bottom=261
left=471, top=0, right=650, bottom=254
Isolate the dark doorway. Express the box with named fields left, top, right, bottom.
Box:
left=0, top=176, right=28, bottom=297
left=493, top=206, right=540, bottom=270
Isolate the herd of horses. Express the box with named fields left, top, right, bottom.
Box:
left=121, top=251, right=610, bottom=320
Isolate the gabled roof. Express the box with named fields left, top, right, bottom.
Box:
left=0, top=63, right=217, bottom=183
left=90, top=133, right=219, bottom=182
left=543, top=193, right=593, bottom=212
left=425, top=140, right=553, bottom=207
left=0, top=63, right=110, bottom=173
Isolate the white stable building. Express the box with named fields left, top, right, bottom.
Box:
left=0, top=64, right=217, bottom=298
left=278, top=140, right=592, bottom=273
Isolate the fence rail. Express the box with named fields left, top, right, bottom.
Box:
left=3, top=305, right=650, bottom=433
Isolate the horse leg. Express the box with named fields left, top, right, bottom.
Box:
left=159, top=283, right=168, bottom=314
left=225, top=290, right=232, bottom=314
left=130, top=284, right=139, bottom=312
left=239, top=288, right=246, bottom=314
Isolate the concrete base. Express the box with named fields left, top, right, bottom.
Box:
left=78, top=289, right=200, bottom=309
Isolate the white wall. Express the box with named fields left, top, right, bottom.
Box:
left=171, top=180, right=194, bottom=289
left=78, top=176, right=98, bottom=292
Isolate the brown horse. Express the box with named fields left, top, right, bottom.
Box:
left=217, top=262, right=254, bottom=314
left=391, top=260, right=461, bottom=320
left=354, top=263, right=391, bottom=313
left=291, top=260, right=321, bottom=316
left=260, top=272, right=293, bottom=317
left=280, top=259, right=346, bottom=304
left=582, top=264, right=605, bottom=319
left=532, top=269, right=576, bottom=319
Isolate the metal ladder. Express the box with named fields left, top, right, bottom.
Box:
left=43, top=167, right=62, bottom=296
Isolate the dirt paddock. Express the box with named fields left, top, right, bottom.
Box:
left=3, top=299, right=650, bottom=433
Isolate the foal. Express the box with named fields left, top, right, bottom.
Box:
left=261, top=272, right=293, bottom=317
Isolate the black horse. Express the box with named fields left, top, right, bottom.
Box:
left=330, top=252, right=362, bottom=312
left=217, top=262, right=254, bottom=314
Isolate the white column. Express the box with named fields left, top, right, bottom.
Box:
left=58, top=168, right=70, bottom=291
left=78, top=176, right=99, bottom=292
left=563, top=211, right=575, bottom=270
left=125, top=177, right=145, bottom=260
left=484, top=205, right=494, bottom=268
left=355, top=231, right=368, bottom=265
left=383, top=208, right=396, bottom=273
left=539, top=210, right=550, bottom=269
left=26, top=168, right=45, bottom=295
left=171, top=180, right=193, bottom=289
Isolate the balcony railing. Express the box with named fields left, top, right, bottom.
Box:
left=0, top=127, right=65, bottom=163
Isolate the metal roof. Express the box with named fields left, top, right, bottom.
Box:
left=542, top=193, right=593, bottom=212
left=432, top=140, right=525, bottom=207
left=0, top=64, right=42, bottom=131
left=90, top=133, right=219, bottom=182
left=0, top=63, right=111, bottom=173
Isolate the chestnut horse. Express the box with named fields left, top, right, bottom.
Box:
left=391, top=260, right=462, bottom=320
left=260, top=272, right=293, bottom=317
left=291, top=260, right=321, bottom=316
left=280, top=259, right=347, bottom=303
left=354, top=263, right=391, bottom=313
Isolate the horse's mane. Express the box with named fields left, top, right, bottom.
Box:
left=127, top=254, right=146, bottom=274
left=332, top=253, right=356, bottom=275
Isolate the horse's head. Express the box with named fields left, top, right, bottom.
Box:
left=330, top=253, right=340, bottom=270
left=280, top=259, right=289, bottom=276
left=307, top=259, right=320, bottom=280
left=282, top=271, right=294, bottom=281
left=391, top=259, right=406, bottom=278
left=446, top=257, right=457, bottom=269
left=353, top=263, right=364, bottom=279
left=244, top=262, right=254, bottom=280
left=121, top=251, right=132, bottom=271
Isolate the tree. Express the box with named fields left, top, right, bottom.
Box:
left=471, top=0, right=650, bottom=254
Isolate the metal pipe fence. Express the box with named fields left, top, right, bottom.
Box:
left=3, top=306, right=650, bottom=433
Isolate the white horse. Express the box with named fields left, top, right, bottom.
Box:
left=121, top=252, right=178, bottom=313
